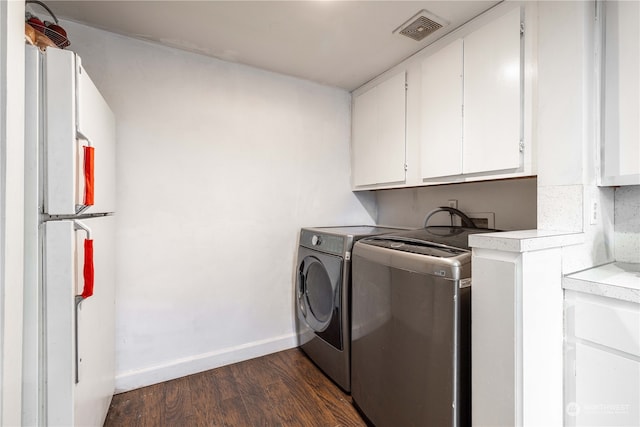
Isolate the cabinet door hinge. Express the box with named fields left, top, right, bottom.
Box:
left=404, top=164, right=408, bottom=171
left=519, top=140, right=525, bottom=152
left=520, top=22, right=525, bottom=36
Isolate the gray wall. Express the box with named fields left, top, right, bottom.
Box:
left=375, top=177, right=537, bottom=230
left=615, top=186, right=640, bottom=263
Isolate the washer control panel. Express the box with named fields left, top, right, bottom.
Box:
left=300, top=229, right=345, bottom=256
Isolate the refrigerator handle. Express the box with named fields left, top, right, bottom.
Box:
left=74, top=295, right=82, bottom=384
left=74, top=220, right=94, bottom=384
left=73, top=220, right=94, bottom=300
left=75, top=133, right=95, bottom=215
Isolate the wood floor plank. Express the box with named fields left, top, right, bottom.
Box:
left=265, top=377, right=340, bottom=427
left=280, top=349, right=346, bottom=400
left=264, top=350, right=346, bottom=426
left=213, top=395, right=253, bottom=426
left=187, top=369, right=221, bottom=425
left=104, top=390, right=143, bottom=427
left=104, top=382, right=166, bottom=427
left=188, top=367, right=251, bottom=426
left=186, top=370, right=218, bottom=424
left=164, top=375, right=195, bottom=426
left=138, top=383, right=166, bottom=427
left=229, top=358, right=284, bottom=425
left=105, top=348, right=366, bottom=426
left=279, top=350, right=366, bottom=426
left=210, top=365, right=242, bottom=401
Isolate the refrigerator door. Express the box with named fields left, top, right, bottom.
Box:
left=44, top=215, right=115, bottom=426
left=23, top=44, right=43, bottom=426
left=44, top=48, right=116, bottom=215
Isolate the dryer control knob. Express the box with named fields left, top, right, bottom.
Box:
left=311, top=235, right=322, bottom=246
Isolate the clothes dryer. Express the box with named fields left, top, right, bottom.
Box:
left=296, top=226, right=403, bottom=392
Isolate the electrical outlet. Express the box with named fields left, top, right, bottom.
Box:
left=448, top=199, right=458, bottom=209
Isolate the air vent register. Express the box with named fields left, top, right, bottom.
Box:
left=394, top=9, right=448, bottom=41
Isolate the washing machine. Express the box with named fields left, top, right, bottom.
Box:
left=350, top=225, right=497, bottom=427
left=295, top=226, right=404, bottom=392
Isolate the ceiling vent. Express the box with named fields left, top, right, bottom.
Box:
left=394, top=10, right=448, bottom=42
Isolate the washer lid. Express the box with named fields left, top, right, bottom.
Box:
left=361, top=236, right=467, bottom=258
left=354, top=238, right=470, bottom=280
left=372, top=226, right=498, bottom=251
left=305, top=225, right=407, bottom=237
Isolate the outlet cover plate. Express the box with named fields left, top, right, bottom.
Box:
left=467, top=212, right=495, bottom=229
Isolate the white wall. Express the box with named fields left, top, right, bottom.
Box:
left=0, top=1, right=25, bottom=425
left=61, top=21, right=375, bottom=392
left=535, top=0, right=615, bottom=274
left=376, top=178, right=537, bottom=230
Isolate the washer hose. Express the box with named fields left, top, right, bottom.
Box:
left=423, top=207, right=477, bottom=228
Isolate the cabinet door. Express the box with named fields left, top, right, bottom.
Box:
left=463, top=8, right=521, bottom=175
left=602, top=0, right=640, bottom=186
left=421, top=39, right=464, bottom=179
left=566, top=291, right=640, bottom=426
left=574, top=343, right=640, bottom=426
left=352, top=71, right=406, bottom=187
left=471, top=256, right=518, bottom=426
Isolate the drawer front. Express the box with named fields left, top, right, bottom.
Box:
left=574, top=297, right=640, bottom=356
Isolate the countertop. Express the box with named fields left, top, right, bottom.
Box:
left=564, top=262, right=640, bottom=304
left=468, top=229, right=585, bottom=252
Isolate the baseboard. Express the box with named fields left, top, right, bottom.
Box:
left=114, top=332, right=298, bottom=393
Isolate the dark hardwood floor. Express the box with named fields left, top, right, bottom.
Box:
left=104, top=348, right=366, bottom=427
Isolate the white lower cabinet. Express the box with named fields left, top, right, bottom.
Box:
left=565, top=290, right=640, bottom=426
left=468, top=231, right=583, bottom=427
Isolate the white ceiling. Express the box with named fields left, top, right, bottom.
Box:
left=40, top=1, right=500, bottom=91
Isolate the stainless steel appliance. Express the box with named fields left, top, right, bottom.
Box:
left=296, top=226, right=403, bottom=392
left=351, top=226, right=495, bottom=426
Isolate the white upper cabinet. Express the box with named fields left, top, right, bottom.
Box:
left=600, top=0, right=640, bottom=186
left=463, top=8, right=522, bottom=175
left=352, top=3, right=533, bottom=190
left=420, top=7, right=522, bottom=181
left=421, top=39, right=464, bottom=179
left=352, top=71, right=407, bottom=188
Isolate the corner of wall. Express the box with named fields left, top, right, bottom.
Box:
left=614, top=186, right=640, bottom=263
left=114, top=333, right=298, bottom=393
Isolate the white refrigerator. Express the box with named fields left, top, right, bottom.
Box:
left=23, top=44, right=116, bottom=426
